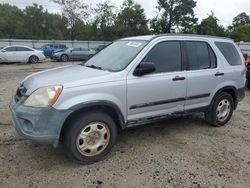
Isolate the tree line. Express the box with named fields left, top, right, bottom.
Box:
left=0, top=0, right=249, bottom=42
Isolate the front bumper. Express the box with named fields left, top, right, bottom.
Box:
left=50, top=55, right=61, bottom=61
left=9, top=96, right=72, bottom=147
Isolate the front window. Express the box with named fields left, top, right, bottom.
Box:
left=84, top=40, right=148, bottom=72
left=142, top=41, right=182, bottom=73
left=5, top=47, right=17, bottom=52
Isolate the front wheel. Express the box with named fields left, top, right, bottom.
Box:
left=29, top=55, right=39, bottom=64
left=61, top=54, right=69, bottom=62
left=63, top=111, right=117, bottom=164
left=205, top=92, right=234, bottom=127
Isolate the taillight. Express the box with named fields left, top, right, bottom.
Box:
left=236, top=43, right=247, bottom=71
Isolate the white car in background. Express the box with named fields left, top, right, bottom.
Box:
left=0, top=45, right=45, bottom=64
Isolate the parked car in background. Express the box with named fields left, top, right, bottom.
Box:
left=41, top=43, right=67, bottom=57
left=10, top=35, right=246, bottom=164
left=0, top=45, right=45, bottom=64
left=243, top=53, right=250, bottom=88
left=93, top=44, right=109, bottom=53
left=51, top=47, right=96, bottom=62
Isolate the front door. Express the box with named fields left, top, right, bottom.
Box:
left=127, top=41, right=187, bottom=121
left=1, top=47, right=17, bottom=62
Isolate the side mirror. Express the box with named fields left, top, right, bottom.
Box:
left=134, top=62, right=156, bottom=76
left=1, top=49, right=6, bottom=52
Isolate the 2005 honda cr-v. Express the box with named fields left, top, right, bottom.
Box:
left=10, top=34, right=246, bottom=164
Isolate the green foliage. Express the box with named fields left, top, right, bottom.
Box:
left=115, top=0, right=150, bottom=37
left=230, top=25, right=250, bottom=41
left=232, top=12, right=250, bottom=27
left=0, top=3, right=68, bottom=39
left=0, top=2, right=250, bottom=41
left=196, top=12, right=226, bottom=37
left=228, top=12, right=250, bottom=42
left=93, top=0, right=117, bottom=40
left=52, top=0, right=89, bottom=40
left=0, top=4, right=24, bottom=38
left=150, top=0, right=198, bottom=33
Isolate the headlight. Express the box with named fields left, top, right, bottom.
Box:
left=24, top=85, right=63, bottom=107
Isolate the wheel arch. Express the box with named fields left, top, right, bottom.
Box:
left=209, top=86, right=237, bottom=111
left=60, top=53, right=69, bottom=60
left=29, top=55, right=39, bottom=63
left=60, top=101, right=126, bottom=140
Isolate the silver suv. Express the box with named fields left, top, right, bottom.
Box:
left=10, top=35, right=246, bottom=164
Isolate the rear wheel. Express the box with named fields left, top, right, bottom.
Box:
left=29, top=55, right=39, bottom=64
left=61, top=54, right=69, bottom=62
left=205, top=92, right=234, bottom=127
left=63, top=111, right=117, bottom=164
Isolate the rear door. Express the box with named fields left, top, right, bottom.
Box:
left=16, top=47, right=33, bottom=62
left=71, top=48, right=81, bottom=60
left=184, top=41, right=225, bottom=110
left=127, top=41, right=187, bottom=121
left=80, top=48, right=91, bottom=60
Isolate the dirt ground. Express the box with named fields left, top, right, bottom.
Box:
left=0, top=62, right=250, bottom=188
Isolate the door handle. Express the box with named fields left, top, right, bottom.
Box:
left=172, top=76, right=186, bottom=81
left=215, top=72, right=224, bottom=76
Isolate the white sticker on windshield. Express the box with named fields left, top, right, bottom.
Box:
left=126, top=42, right=142, bottom=48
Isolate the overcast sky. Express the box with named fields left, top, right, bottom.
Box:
left=0, top=0, right=249, bottom=26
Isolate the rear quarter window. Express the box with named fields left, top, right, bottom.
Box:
left=215, top=42, right=242, bottom=65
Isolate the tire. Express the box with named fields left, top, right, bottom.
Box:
left=205, top=92, right=234, bottom=127
left=63, top=111, right=117, bottom=164
left=61, top=54, right=69, bottom=62
left=29, top=55, right=39, bottom=64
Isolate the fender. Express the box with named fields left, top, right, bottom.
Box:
left=68, top=100, right=126, bottom=128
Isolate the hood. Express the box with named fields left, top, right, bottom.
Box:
left=22, top=65, right=117, bottom=95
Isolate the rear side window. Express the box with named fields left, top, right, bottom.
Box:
left=5, top=47, right=16, bottom=51
left=17, top=47, right=33, bottom=51
left=186, top=41, right=216, bottom=70
left=215, top=42, right=242, bottom=65
left=72, top=48, right=81, bottom=51
left=143, top=41, right=182, bottom=73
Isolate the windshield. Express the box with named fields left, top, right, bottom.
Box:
left=84, top=40, right=148, bottom=72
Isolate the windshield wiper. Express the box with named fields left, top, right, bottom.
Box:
left=85, top=64, right=103, bottom=70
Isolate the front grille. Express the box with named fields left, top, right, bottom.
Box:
left=15, top=85, right=27, bottom=102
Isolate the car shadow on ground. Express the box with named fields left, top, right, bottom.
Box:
left=14, top=113, right=210, bottom=167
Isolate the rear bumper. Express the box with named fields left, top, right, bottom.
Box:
left=236, top=86, right=246, bottom=102
left=9, top=96, right=72, bottom=147
left=39, top=56, right=46, bottom=62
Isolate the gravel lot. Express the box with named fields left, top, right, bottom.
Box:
left=0, top=62, right=250, bottom=188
